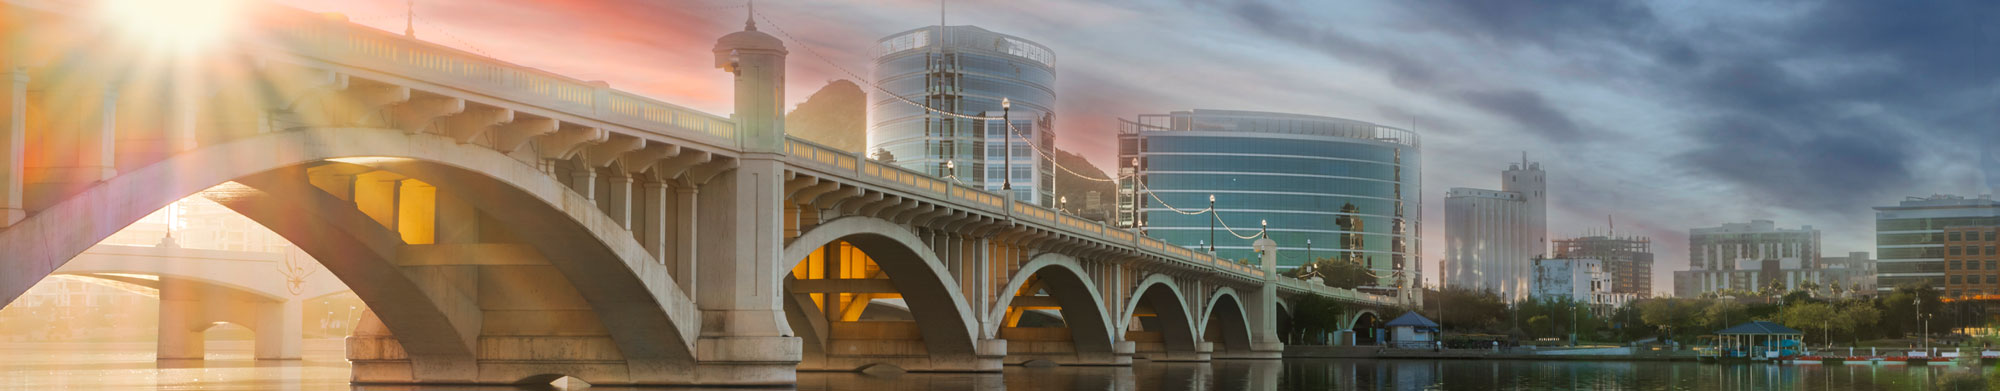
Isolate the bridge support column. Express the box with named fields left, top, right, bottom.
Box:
left=682, top=14, right=802, bottom=386
left=155, top=276, right=301, bottom=360
left=1236, top=238, right=1285, bottom=359
left=254, top=298, right=304, bottom=360
left=0, top=51, right=24, bottom=226
left=156, top=280, right=206, bottom=360
left=672, top=185, right=698, bottom=296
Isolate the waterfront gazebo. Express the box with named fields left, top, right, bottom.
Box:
left=1713, top=321, right=1803, bottom=360
left=1385, top=312, right=1440, bottom=348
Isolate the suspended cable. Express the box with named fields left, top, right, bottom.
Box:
left=1212, top=211, right=1263, bottom=240
left=1136, top=183, right=1209, bottom=215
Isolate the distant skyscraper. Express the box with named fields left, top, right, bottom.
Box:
left=1554, top=232, right=1654, bottom=297
left=1680, top=220, right=1821, bottom=297
left=1116, top=109, right=1422, bottom=294
left=1819, top=251, right=1877, bottom=295
left=1442, top=155, right=1547, bottom=302
left=1874, top=194, right=2000, bottom=292
left=868, top=25, right=1056, bottom=206
left=1941, top=225, right=1998, bottom=298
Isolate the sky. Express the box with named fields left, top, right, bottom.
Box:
left=277, top=0, right=1999, bottom=295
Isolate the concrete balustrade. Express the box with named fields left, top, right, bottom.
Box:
left=0, top=1, right=1403, bottom=386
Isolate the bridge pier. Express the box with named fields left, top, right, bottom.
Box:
left=1222, top=238, right=1285, bottom=359
left=155, top=276, right=303, bottom=360
left=681, top=18, right=805, bottom=386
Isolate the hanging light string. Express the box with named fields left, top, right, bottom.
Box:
left=1137, top=183, right=1210, bottom=215
left=751, top=5, right=1408, bottom=292
left=1213, top=213, right=1263, bottom=240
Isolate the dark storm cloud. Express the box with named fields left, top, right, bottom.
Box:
left=1213, top=0, right=1995, bottom=213
left=1205, top=0, right=1595, bottom=141
left=1452, top=89, right=1583, bottom=139
left=1670, top=1, right=1999, bottom=210
left=1413, top=0, right=1701, bottom=67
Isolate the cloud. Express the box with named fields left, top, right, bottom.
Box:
left=1452, top=89, right=1583, bottom=140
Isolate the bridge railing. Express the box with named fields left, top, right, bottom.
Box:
left=258, top=9, right=736, bottom=145
left=1275, top=278, right=1397, bottom=306
left=784, top=137, right=1274, bottom=283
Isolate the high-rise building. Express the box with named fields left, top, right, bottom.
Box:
left=1942, top=226, right=1999, bottom=298
left=1442, top=155, right=1547, bottom=302
left=1116, top=109, right=1422, bottom=292
left=1679, top=220, right=1821, bottom=297
left=1554, top=233, right=1654, bottom=297
left=868, top=25, right=1057, bottom=206
left=1874, top=194, right=2000, bottom=292
left=1820, top=251, right=1877, bottom=296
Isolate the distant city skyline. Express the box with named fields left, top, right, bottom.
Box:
left=279, top=0, right=2000, bottom=295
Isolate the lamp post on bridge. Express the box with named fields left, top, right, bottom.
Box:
left=1208, top=194, right=1216, bottom=255
left=1000, top=97, right=1012, bottom=192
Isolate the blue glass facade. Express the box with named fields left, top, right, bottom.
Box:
left=1117, top=110, right=1421, bottom=284
left=868, top=26, right=1056, bottom=205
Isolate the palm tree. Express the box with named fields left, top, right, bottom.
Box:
left=1800, top=280, right=1821, bottom=298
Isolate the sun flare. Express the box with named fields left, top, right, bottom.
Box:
left=97, top=0, right=248, bottom=53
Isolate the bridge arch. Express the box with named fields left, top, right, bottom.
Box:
left=1346, top=309, right=1384, bottom=346
left=1119, top=274, right=1201, bottom=361
left=0, top=127, right=700, bottom=383
left=1201, top=287, right=1253, bottom=357
left=985, top=253, right=1119, bottom=365
left=779, top=215, right=985, bottom=371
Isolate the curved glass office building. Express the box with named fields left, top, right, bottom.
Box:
left=868, top=25, right=1056, bottom=206
left=1117, top=110, right=1421, bottom=287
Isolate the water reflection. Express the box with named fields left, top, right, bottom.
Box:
left=2, top=343, right=1994, bottom=390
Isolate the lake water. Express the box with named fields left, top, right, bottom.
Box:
left=1, top=342, right=1992, bottom=390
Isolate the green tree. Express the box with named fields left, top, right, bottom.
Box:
left=1639, top=298, right=1705, bottom=341
left=1289, top=258, right=1375, bottom=290
left=1287, top=295, right=1348, bottom=344
left=1700, top=299, right=1749, bottom=332
left=1831, top=300, right=1881, bottom=344
left=1772, top=302, right=1835, bottom=345
left=1421, top=287, right=1507, bottom=332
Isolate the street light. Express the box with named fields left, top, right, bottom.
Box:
left=1060, top=196, right=1069, bottom=214
left=1208, top=194, right=1217, bottom=254
left=1306, top=239, right=1313, bottom=263
left=1001, top=97, right=1012, bottom=192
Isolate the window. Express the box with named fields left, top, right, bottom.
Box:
left=1989, top=260, right=1998, bottom=270
left=1987, top=231, right=1997, bottom=241
left=1990, top=275, right=1999, bottom=284
left=1971, top=261, right=1983, bottom=271
left=1952, top=247, right=1964, bottom=256
left=1950, top=275, right=1963, bottom=284
left=1951, top=260, right=1962, bottom=270
left=1989, top=246, right=1997, bottom=256
left=1951, top=232, right=1964, bottom=241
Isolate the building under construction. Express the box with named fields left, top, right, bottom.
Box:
left=1554, top=234, right=1655, bottom=297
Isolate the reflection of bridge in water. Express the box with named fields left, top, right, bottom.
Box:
left=0, top=1, right=1401, bottom=386
left=56, top=244, right=348, bottom=360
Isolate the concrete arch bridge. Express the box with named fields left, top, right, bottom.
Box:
left=0, top=1, right=1404, bottom=386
